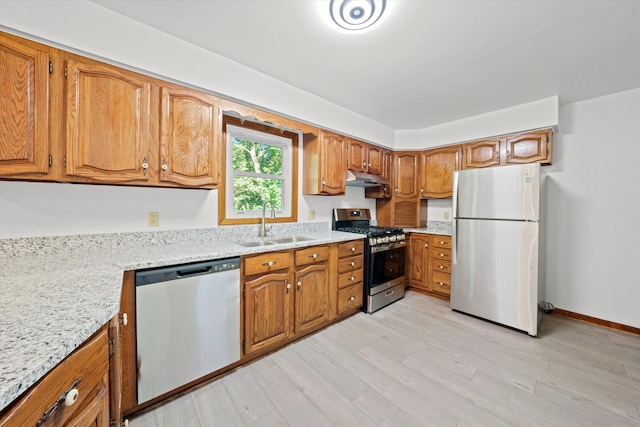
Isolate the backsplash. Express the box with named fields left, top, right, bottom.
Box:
left=0, top=222, right=330, bottom=257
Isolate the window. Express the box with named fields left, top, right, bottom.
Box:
left=220, top=115, right=298, bottom=224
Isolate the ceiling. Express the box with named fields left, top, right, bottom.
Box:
left=90, top=0, right=640, bottom=130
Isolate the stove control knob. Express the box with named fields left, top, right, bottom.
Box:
left=369, top=238, right=377, bottom=246
left=382, top=236, right=390, bottom=244
left=398, top=233, right=405, bottom=241
left=389, top=235, right=397, bottom=242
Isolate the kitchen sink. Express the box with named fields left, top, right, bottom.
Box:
left=267, top=236, right=316, bottom=244
left=237, top=240, right=276, bottom=247
left=236, top=236, right=316, bottom=247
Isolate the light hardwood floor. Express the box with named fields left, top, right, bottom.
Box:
left=130, top=291, right=640, bottom=426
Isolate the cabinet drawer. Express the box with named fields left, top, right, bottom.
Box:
left=338, top=240, right=364, bottom=258
left=295, top=245, right=330, bottom=266
left=244, top=251, right=292, bottom=276
left=432, top=236, right=451, bottom=249
left=338, top=255, right=363, bottom=274
left=0, top=327, right=109, bottom=427
left=431, top=247, right=451, bottom=261
left=338, top=269, right=363, bottom=289
left=431, top=259, right=451, bottom=274
left=337, top=283, right=363, bottom=314
left=431, top=271, right=451, bottom=295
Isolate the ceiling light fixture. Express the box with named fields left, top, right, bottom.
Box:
left=329, top=0, right=387, bottom=32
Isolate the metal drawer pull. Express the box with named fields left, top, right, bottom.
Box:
left=349, top=296, right=355, bottom=301
left=349, top=261, right=356, bottom=267
left=350, top=247, right=356, bottom=252
left=385, top=290, right=394, bottom=297
left=439, top=253, right=445, bottom=257
left=309, top=253, right=318, bottom=259
left=425, top=243, right=429, bottom=248
left=297, top=281, right=302, bottom=289
left=439, top=241, right=446, bottom=245
left=437, top=281, right=446, bottom=286
left=262, top=261, right=277, bottom=267
left=37, top=378, right=82, bottom=426
left=439, top=265, right=445, bottom=270
left=349, top=276, right=356, bottom=281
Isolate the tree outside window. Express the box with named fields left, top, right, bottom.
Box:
left=221, top=115, right=298, bottom=224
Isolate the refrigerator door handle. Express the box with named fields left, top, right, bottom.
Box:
left=452, top=171, right=459, bottom=264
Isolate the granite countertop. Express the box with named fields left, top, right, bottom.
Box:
left=0, top=223, right=362, bottom=412
left=404, top=220, right=452, bottom=236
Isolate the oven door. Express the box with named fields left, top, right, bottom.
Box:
left=368, top=241, right=406, bottom=295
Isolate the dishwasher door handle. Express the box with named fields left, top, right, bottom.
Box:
left=176, top=266, right=212, bottom=277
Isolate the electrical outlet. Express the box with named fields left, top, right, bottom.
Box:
left=148, top=211, right=159, bottom=227
left=443, top=211, right=450, bottom=220
left=307, top=210, right=315, bottom=220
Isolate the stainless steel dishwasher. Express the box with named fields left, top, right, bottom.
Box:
left=135, top=257, right=241, bottom=404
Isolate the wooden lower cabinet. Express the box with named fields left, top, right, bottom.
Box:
left=408, top=233, right=430, bottom=291
left=244, top=270, right=294, bottom=354
left=0, top=325, right=110, bottom=427
left=294, top=247, right=330, bottom=334
left=407, top=233, right=452, bottom=299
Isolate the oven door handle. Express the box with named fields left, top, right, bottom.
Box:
left=370, top=240, right=406, bottom=253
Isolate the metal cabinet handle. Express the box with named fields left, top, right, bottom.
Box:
left=321, top=179, right=326, bottom=188
left=350, top=247, right=356, bottom=252
left=362, top=161, right=366, bottom=167
left=142, top=157, right=148, bottom=176
left=425, top=243, right=429, bottom=248
left=439, top=265, right=445, bottom=270
left=421, top=188, right=424, bottom=193
left=286, top=281, right=291, bottom=293
left=439, top=253, right=445, bottom=257
left=395, top=188, right=398, bottom=193
left=495, top=150, right=499, bottom=161
left=349, top=296, right=355, bottom=301
left=349, top=276, right=356, bottom=281
left=37, top=378, right=82, bottom=426
left=437, top=281, right=446, bottom=286
left=297, top=281, right=302, bottom=289
left=349, top=261, right=356, bottom=267
left=439, top=241, right=447, bottom=245
left=262, top=261, right=277, bottom=267
left=309, top=253, right=318, bottom=259
left=507, top=149, right=511, bottom=159
left=161, top=159, right=168, bottom=170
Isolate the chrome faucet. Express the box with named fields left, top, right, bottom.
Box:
left=258, top=200, right=276, bottom=238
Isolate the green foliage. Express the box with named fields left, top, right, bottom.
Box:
left=232, top=138, right=283, bottom=211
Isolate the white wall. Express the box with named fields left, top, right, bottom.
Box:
left=545, top=88, right=640, bottom=328
left=395, top=96, right=559, bottom=150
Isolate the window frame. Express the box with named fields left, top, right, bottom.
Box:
left=219, top=115, right=298, bottom=225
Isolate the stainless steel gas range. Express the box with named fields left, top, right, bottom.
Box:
left=332, top=208, right=406, bottom=313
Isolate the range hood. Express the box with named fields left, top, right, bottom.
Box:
left=345, top=170, right=389, bottom=187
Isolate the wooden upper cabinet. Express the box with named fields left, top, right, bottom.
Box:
left=463, top=128, right=553, bottom=169
left=0, top=33, right=51, bottom=177
left=504, top=129, right=552, bottom=165
left=346, top=138, right=367, bottom=173
left=303, top=130, right=345, bottom=195
left=393, top=152, right=420, bottom=198
left=366, top=145, right=383, bottom=175
left=64, top=54, right=152, bottom=183
left=463, top=139, right=501, bottom=169
left=420, top=146, right=461, bottom=198
left=159, top=85, right=221, bottom=187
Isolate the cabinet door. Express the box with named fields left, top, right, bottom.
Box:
left=420, top=146, right=461, bottom=198
left=318, top=130, right=346, bottom=194
left=159, top=85, right=221, bottom=187
left=295, top=263, right=329, bottom=334
left=64, top=55, right=151, bottom=183
left=244, top=271, right=292, bottom=354
left=66, top=383, right=110, bottom=427
left=505, top=129, right=552, bottom=165
left=408, top=234, right=429, bottom=291
left=346, top=139, right=366, bottom=172
left=366, top=145, right=383, bottom=175
left=393, top=152, right=419, bottom=198
left=0, top=33, right=50, bottom=176
left=463, top=139, right=501, bottom=169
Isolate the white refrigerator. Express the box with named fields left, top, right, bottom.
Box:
left=451, top=162, right=544, bottom=336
